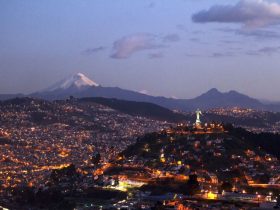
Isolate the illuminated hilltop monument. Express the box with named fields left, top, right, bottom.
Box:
left=166, top=108, right=225, bottom=135
left=193, top=108, right=225, bottom=133
left=195, top=109, right=203, bottom=129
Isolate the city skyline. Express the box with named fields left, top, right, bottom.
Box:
left=1, top=0, right=280, bottom=101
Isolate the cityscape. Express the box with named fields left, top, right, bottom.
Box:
left=0, top=96, right=279, bottom=209
left=1, top=0, right=280, bottom=209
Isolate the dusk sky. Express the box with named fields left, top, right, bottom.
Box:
left=1, top=0, right=280, bottom=101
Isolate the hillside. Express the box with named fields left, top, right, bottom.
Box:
left=79, top=97, right=187, bottom=122
left=119, top=126, right=280, bottom=187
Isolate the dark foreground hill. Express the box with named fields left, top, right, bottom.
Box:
left=119, top=125, right=280, bottom=186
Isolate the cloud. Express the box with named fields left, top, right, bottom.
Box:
left=220, top=40, right=242, bottom=44
left=111, top=34, right=163, bottom=59
left=176, top=24, right=188, bottom=32
left=258, top=47, right=280, bottom=55
left=147, top=2, right=155, bottom=8
left=139, top=90, right=149, bottom=95
left=190, top=38, right=200, bottom=42
left=148, top=52, right=164, bottom=59
left=245, top=51, right=260, bottom=56
left=210, top=52, right=235, bottom=58
left=259, top=46, right=280, bottom=54
left=192, top=0, right=280, bottom=28
left=185, top=53, right=201, bottom=57
left=162, top=34, right=180, bottom=42
left=247, top=46, right=280, bottom=55
left=82, top=46, right=105, bottom=55
left=237, top=29, right=280, bottom=38
left=218, top=27, right=280, bottom=39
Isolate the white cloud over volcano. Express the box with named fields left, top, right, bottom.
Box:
left=111, top=34, right=163, bottom=59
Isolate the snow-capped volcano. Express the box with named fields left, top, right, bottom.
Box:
left=45, top=73, right=99, bottom=91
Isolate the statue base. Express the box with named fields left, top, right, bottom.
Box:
left=195, top=122, right=202, bottom=129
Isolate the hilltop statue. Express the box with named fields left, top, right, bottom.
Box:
left=195, top=109, right=202, bottom=125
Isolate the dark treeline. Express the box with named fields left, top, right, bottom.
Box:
left=225, top=124, right=280, bottom=158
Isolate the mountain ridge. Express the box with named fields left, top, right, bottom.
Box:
left=1, top=73, right=280, bottom=112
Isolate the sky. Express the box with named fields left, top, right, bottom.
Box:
left=1, top=0, right=280, bottom=101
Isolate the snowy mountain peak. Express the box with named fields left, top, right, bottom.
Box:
left=46, top=73, right=99, bottom=91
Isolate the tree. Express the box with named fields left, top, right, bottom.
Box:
left=221, top=182, right=233, bottom=192
left=50, top=164, right=77, bottom=184
left=91, top=152, right=101, bottom=165
left=186, top=174, right=200, bottom=195
left=258, top=173, right=270, bottom=184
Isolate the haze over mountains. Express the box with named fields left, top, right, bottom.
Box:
left=1, top=73, right=280, bottom=112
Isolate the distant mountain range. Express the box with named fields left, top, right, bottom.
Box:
left=1, top=73, right=280, bottom=112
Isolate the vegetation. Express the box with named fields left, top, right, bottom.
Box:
left=140, top=176, right=200, bottom=196
left=225, top=124, right=280, bottom=158
left=11, top=186, right=76, bottom=210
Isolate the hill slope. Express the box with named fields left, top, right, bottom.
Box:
left=120, top=127, right=280, bottom=186
left=79, top=97, right=187, bottom=122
